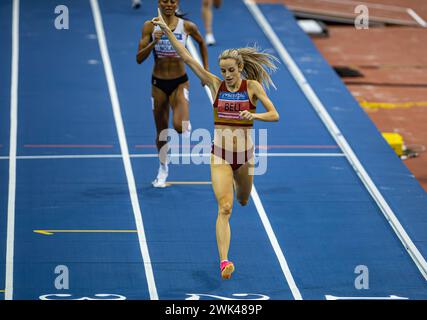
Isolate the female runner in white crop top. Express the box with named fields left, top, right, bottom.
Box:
left=137, top=0, right=209, bottom=187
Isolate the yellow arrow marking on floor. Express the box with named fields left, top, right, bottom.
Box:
left=34, top=182, right=211, bottom=236
left=0, top=290, right=5, bottom=293
left=33, top=230, right=137, bottom=236
left=359, top=100, right=427, bottom=110
left=165, top=181, right=211, bottom=186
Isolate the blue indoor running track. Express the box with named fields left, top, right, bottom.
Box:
left=1, top=0, right=427, bottom=300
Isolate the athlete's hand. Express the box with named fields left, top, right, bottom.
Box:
left=239, top=110, right=256, bottom=120
left=153, top=29, right=164, bottom=42
left=151, top=8, right=169, bottom=31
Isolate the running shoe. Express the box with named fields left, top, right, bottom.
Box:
left=220, top=260, right=235, bottom=279
left=205, top=33, right=216, bottom=46
left=152, top=163, right=168, bottom=188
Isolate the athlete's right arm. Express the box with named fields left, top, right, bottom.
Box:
left=136, top=21, right=159, bottom=64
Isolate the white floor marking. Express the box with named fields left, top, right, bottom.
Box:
left=90, top=0, right=158, bottom=299
left=5, top=0, right=20, bottom=301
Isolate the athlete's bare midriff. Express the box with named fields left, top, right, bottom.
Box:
left=152, top=56, right=187, bottom=79
left=213, top=125, right=254, bottom=152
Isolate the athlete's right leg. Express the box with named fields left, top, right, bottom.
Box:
left=233, top=157, right=255, bottom=206
left=152, top=85, right=170, bottom=187
left=211, top=154, right=235, bottom=278
left=202, top=0, right=216, bottom=45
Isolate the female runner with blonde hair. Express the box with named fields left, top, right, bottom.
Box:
left=152, top=10, right=279, bottom=279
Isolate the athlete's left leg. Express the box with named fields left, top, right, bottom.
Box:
left=169, top=81, right=191, bottom=135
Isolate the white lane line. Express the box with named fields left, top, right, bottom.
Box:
left=90, top=0, right=158, bottom=300
left=251, top=186, right=302, bottom=300
left=0, top=153, right=345, bottom=160
left=186, top=38, right=213, bottom=103
left=187, top=37, right=303, bottom=300
left=5, top=0, right=20, bottom=301
left=244, top=0, right=427, bottom=280
left=407, top=8, right=427, bottom=28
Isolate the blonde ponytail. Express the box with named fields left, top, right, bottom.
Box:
left=218, top=46, right=279, bottom=89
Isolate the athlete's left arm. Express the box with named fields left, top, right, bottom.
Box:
left=185, top=21, right=209, bottom=71
left=240, top=80, right=280, bottom=122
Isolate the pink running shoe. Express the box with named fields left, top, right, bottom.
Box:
left=220, top=260, right=235, bottom=279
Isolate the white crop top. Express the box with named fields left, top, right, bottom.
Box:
left=153, top=18, right=188, bottom=59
